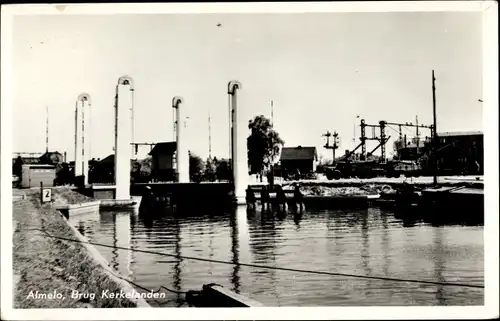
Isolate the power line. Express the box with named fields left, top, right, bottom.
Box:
left=35, top=230, right=484, bottom=290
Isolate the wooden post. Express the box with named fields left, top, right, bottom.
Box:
left=432, top=70, right=438, bottom=185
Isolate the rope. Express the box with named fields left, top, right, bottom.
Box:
left=34, top=230, right=484, bottom=290
left=23, top=228, right=190, bottom=305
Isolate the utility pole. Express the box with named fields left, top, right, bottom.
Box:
left=332, top=131, right=339, bottom=162
left=416, top=115, right=420, bottom=155
left=271, top=100, right=274, bottom=125
left=269, top=100, right=275, bottom=186
left=323, top=131, right=339, bottom=164
left=131, top=89, right=135, bottom=159
left=45, top=105, right=49, bottom=153
left=432, top=70, right=438, bottom=185
left=208, top=111, right=212, bottom=159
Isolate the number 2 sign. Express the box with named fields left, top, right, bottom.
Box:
left=42, top=188, right=52, bottom=203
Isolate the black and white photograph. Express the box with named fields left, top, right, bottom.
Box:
left=1, top=2, right=498, bottom=320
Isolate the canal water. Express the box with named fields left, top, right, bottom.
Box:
left=69, top=206, right=484, bottom=307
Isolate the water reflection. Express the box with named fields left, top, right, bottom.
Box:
left=229, top=212, right=240, bottom=293
left=360, top=209, right=372, bottom=277
left=293, top=212, right=303, bottom=228
left=69, top=206, right=484, bottom=307
left=433, top=227, right=446, bottom=305
left=172, top=217, right=183, bottom=306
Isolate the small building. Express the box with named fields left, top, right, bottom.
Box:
left=148, top=142, right=177, bottom=182
left=91, top=154, right=137, bottom=184
left=436, top=131, right=484, bottom=175
left=279, top=146, right=318, bottom=174
left=12, top=156, right=41, bottom=166
left=21, top=164, right=56, bottom=188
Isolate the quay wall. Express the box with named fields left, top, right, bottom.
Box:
left=12, top=187, right=150, bottom=308
left=251, top=176, right=484, bottom=189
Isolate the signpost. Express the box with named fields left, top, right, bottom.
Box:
left=40, top=182, right=52, bottom=204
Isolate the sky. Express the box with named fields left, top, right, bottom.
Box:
left=12, top=12, right=483, bottom=161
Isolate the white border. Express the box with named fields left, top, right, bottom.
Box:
left=1, top=2, right=498, bottom=320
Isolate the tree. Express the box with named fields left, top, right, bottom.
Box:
left=247, top=115, right=285, bottom=177
left=137, top=156, right=152, bottom=175
left=215, top=158, right=231, bottom=181
left=189, top=152, right=205, bottom=182
left=205, top=157, right=217, bottom=182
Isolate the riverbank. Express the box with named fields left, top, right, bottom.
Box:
left=251, top=175, right=483, bottom=190
left=12, top=188, right=141, bottom=308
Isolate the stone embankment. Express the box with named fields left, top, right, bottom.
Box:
left=269, top=176, right=483, bottom=198
left=295, top=184, right=391, bottom=196
left=12, top=187, right=144, bottom=308
left=270, top=176, right=483, bottom=196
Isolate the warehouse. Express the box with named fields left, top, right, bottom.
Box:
left=436, top=131, right=483, bottom=175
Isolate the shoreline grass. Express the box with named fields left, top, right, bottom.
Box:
left=12, top=190, right=138, bottom=308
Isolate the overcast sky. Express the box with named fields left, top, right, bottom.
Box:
left=12, top=12, right=483, bottom=161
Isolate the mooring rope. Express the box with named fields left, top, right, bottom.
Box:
left=33, top=229, right=484, bottom=290
left=22, top=227, right=191, bottom=304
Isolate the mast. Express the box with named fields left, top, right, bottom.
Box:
left=416, top=115, right=419, bottom=155
left=270, top=100, right=274, bottom=186
left=45, top=105, right=49, bottom=153
left=432, top=70, right=438, bottom=185
left=208, top=111, right=212, bottom=159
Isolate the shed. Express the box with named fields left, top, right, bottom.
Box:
left=92, top=154, right=137, bottom=184
left=279, top=146, right=318, bottom=174
left=21, top=164, right=56, bottom=188
left=148, top=142, right=177, bottom=181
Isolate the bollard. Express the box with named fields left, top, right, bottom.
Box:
left=276, top=185, right=288, bottom=213
left=260, top=186, right=270, bottom=212
left=293, top=183, right=304, bottom=213
left=245, top=188, right=256, bottom=210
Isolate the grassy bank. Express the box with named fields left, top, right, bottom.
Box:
left=51, top=186, right=96, bottom=205
left=12, top=188, right=138, bottom=308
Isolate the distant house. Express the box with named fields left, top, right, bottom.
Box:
left=436, top=131, right=484, bottom=175
left=92, top=154, right=137, bottom=184
left=148, top=142, right=177, bottom=182
left=279, top=146, right=318, bottom=174
left=39, top=151, right=64, bottom=165
left=12, top=156, right=40, bottom=166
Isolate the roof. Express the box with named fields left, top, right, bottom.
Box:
left=438, top=131, right=483, bottom=137
left=22, top=164, right=56, bottom=169
left=39, top=151, right=64, bottom=164
left=99, top=154, right=115, bottom=164
left=280, top=146, right=317, bottom=161
left=99, top=154, right=136, bottom=166
left=16, top=157, right=41, bottom=165
left=148, top=142, right=177, bottom=156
